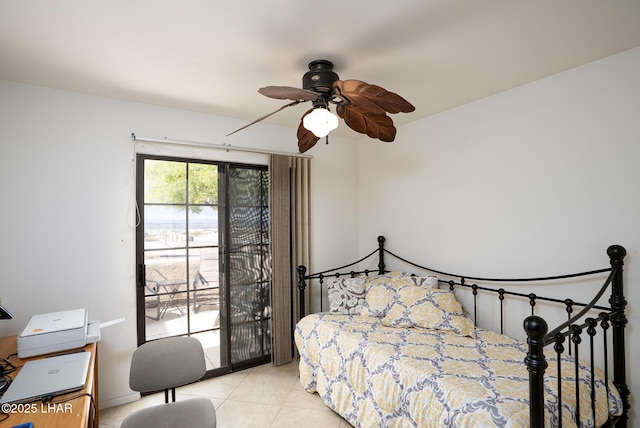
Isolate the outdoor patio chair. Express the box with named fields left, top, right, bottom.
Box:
left=121, top=336, right=216, bottom=428
left=193, top=248, right=220, bottom=316
left=145, top=268, right=186, bottom=320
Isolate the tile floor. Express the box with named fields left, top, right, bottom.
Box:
left=98, top=361, right=353, bottom=428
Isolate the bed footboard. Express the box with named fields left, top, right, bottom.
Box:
left=525, top=244, right=628, bottom=427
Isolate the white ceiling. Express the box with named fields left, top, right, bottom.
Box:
left=2, top=0, right=639, bottom=139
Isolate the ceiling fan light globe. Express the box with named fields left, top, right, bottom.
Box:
left=303, top=108, right=339, bottom=138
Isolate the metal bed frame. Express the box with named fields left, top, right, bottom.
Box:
left=296, top=235, right=629, bottom=427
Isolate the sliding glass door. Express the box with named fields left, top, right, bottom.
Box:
left=135, top=155, right=271, bottom=375
left=225, top=166, right=271, bottom=366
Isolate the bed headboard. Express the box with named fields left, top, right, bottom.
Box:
left=296, top=235, right=629, bottom=427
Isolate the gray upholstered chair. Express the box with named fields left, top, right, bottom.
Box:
left=121, top=336, right=216, bottom=428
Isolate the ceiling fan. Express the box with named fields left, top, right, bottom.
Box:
left=227, top=60, right=415, bottom=153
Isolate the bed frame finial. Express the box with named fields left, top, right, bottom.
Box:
left=607, top=244, right=626, bottom=263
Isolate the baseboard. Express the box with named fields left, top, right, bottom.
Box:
left=99, top=392, right=140, bottom=410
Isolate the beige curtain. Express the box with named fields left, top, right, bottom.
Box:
left=290, top=157, right=311, bottom=321
left=269, top=154, right=311, bottom=366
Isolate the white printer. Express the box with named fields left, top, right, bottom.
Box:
left=17, top=309, right=88, bottom=358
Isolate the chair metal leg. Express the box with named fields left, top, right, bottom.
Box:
left=145, top=281, right=186, bottom=321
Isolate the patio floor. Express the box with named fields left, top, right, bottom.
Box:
left=145, top=305, right=222, bottom=370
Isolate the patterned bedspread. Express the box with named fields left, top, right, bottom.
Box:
left=294, top=313, right=622, bottom=428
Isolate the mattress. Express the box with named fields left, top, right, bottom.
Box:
left=295, top=313, right=622, bottom=428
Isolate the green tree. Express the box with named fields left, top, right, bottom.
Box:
left=145, top=160, right=218, bottom=213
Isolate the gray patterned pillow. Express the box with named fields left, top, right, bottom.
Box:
left=326, top=276, right=366, bottom=315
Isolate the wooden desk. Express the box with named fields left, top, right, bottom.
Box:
left=0, top=336, right=98, bottom=428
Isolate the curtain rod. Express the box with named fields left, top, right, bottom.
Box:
left=131, top=133, right=312, bottom=159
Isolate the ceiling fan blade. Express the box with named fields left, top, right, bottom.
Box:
left=338, top=105, right=397, bottom=142
left=297, top=110, right=320, bottom=153
left=258, top=86, right=319, bottom=101
left=227, top=100, right=305, bottom=137
left=334, top=79, right=415, bottom=114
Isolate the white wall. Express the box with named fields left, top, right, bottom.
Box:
left=357, top=47, right=640, bottom=422
left=0, top=80, right=359, bottom=408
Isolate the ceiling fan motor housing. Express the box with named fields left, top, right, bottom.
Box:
left=303, top=60, right=339, bottom=93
